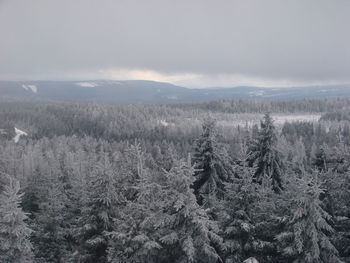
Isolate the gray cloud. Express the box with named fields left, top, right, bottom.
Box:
left=0, top=0, right=349, bottom=87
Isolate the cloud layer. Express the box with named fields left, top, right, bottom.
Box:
left=0, top=0, right=349, bottom=87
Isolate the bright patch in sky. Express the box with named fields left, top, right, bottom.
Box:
left=99, top=68, right=346, bottom=88
left=100, top=69, right=199, bottom=85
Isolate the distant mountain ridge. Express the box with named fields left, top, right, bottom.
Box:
left=0, top=80, right=350, bottom=103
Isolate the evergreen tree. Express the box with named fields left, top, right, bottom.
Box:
left=108, top=157, right=222, bottom=263
left=107, top=144, right=155, bottom=263
left=192, top=117, right=233, bottom=206
left=290, top=137, right=307, bottom=174
left=276, top=173, right=342, bottom=263
left=221, top=143, right=258, bottom=263
left=312, top=143, right=328, bottom=171
left=0, top=178, right=33, bottom=263
left=21, top=140, right=82, bottom=262
left=77, top=154, right=119, bottom=263
left=30, top=171, right=69, bottom=262
left=325, top=169, right=350, bottom=261
left=157, top=159, right=223, bottom=262
left=221, top=142, right=278, bottom=263
left=249, top=113, right=284, bottom=193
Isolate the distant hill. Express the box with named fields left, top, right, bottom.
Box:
left=1, top=80, right=350, bottom=103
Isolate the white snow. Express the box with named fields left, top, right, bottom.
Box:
left=22, top=84, right=38, bottom=93
left=273, top=114, right=321, bottom=125
left=241, top=222, right=250, bottom=232
left=249, top=90, right=264, bottom=96
left=160, top=120, right=169, bottom=127
left=13, top=127, right=28, bottom=143
left=166, top=95, right=178, bottom=100
left=244, top=258, right=259, bottom=263
left=157, top=120, right=175, bottom=127
left=216, top=113, right=321, bottom=128
left=75, top=82, right=98, bottom=88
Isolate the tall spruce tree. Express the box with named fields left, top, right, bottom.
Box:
left=221, top=142, right=258, bottom=263
left=313, top=143, right=328, bottom=172
left=221, top=142, right=279, bottom=263
left=107, top=144, right=154, bottom=263
left=0, top=178, right=33, bottom=263
left=249, top=113, right=284, bottom=193
left=276, top=173, right=342, bottom=263
left=77, top=154, right=119, bottom=263
left=157, top=159, right=223, bottom=262
left=192, top=117, right=233, bottom=206
left=30, top=171, right=69, bottom=262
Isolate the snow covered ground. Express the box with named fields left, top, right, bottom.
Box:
left=22, top=84, right=38, bottom=93
left=217, top=113, right=321, bottom=128
left=156, top=113, right=321, bottom=130
left=157, top=120, right=175, bottom=127
left=249, top=90, right=265, bottom=97
left=13, top=127, right=28, bottom=143
left=75, top=82, right=99, bottom=87
left=272, top=114, right=320, bottom=125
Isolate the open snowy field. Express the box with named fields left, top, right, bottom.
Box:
left=216, top=113, right=321, bottom=128
left=157, top=113, right=321, bottom=130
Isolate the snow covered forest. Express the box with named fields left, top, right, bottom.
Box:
left=0, top=98, right=350, bottom=263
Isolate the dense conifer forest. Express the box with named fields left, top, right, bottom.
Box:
left=0, top=99, right=349, bottom=263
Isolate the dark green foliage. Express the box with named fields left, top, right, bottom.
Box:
left=29, top=176, right=68, bottom=262
left=192, top=117, right=233, bottom=206
left=221, top=143, right=259, bottom=262
left=221, top=142, right=284, bottom=263
left=249, top=113, right=284, bottom=193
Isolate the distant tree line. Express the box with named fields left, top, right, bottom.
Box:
left=175, top=98, right=350, bottom=114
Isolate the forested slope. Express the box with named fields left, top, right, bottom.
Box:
left=0, top=99, right=349, bottom=263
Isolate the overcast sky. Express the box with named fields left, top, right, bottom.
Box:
left=0, top=0, right=349, bottom=88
